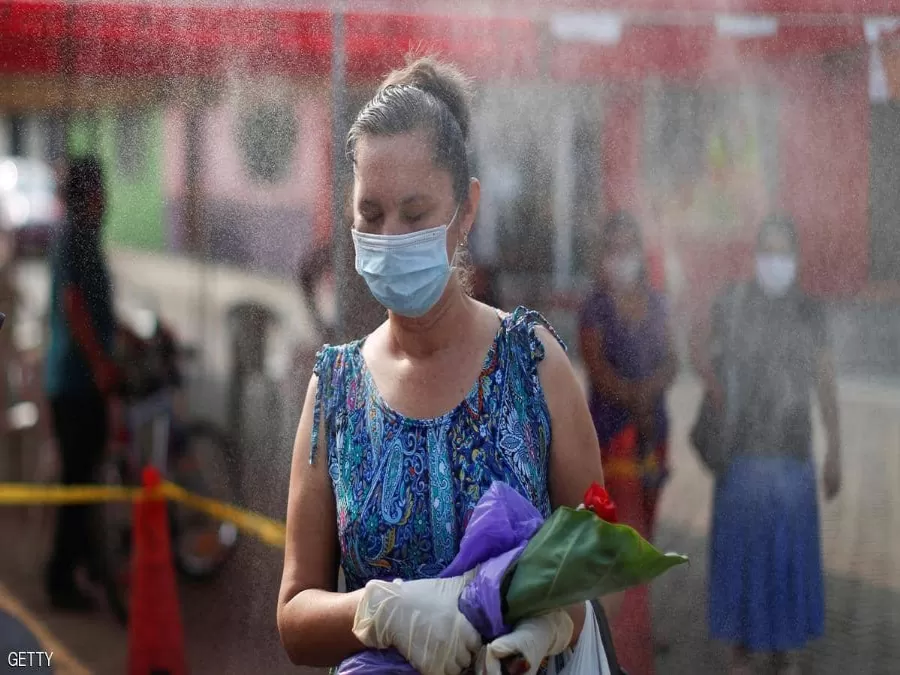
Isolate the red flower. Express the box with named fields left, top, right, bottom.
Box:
left=584, top=482, right=618, bottom=523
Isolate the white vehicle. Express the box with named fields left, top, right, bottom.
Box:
left=0, top=156, right=63, bottom=257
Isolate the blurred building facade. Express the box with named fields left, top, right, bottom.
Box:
left=1, top=0, right=899, bottom=321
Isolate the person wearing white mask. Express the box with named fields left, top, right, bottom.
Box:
left=693, top=215, right=842, bottom=675
left=277, top=57, right=609, bottom=675
left=577, top=211, right=678, bottom=675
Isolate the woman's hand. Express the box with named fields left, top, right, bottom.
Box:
left=478, top=609, right=574, bottom=675
left=353, top=573, right=483, bottom=675
left=816, top=347, right=842, bottom=503
left=823, top=441, right=842, bottom=501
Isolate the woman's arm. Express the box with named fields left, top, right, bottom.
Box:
left=277, top=374, right=366, bottom=667
left=690, top=299, right=725, bottom=408
left=63, top=285, right=119, bottom=394
left=815, top=346, right=842, bottom=500
left=537, top=327, right=608, bottom=646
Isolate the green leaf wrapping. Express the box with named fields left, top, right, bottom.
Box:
left=503, top=507, right=688, bottom=625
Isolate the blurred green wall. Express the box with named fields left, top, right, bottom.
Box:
left=68, top=110, right=165, bottom=251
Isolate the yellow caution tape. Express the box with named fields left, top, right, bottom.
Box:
left=0, top=483, right=141, bottom=504
left=0, top=482, right=286, bottom=549
left=160, top=482, right=286, bottom=549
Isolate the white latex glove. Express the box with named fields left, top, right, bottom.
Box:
left=479, top=610, right=574, bottom=675
left=352, top=572, right=482, bottom=675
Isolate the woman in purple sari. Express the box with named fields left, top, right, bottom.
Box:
left=578, top=211, right=678, bottom=675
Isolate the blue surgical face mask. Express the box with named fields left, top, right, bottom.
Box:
left=603, top=254, right=642, bottom=288
left=755, top=253, right=797, bottom=297
left=352, top=205, right=461, bottom=318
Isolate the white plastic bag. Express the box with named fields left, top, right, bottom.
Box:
left=548, top=601, right=612, bottom=675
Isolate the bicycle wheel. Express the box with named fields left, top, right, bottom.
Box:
left=95, top=457, right=132, bottom=625
left=169, top=421, right=240, bottom=580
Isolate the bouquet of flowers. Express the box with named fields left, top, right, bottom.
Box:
left=338, top=481, right=687, bottom=674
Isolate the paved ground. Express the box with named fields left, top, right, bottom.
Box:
left=4, top=250, right=900, bottom=674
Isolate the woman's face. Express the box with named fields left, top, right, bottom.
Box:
left=600, top=227, right=643, bottom=288
left=352, top=131, right=477, bottom=256
left=755, top=227, right=798, bottom=296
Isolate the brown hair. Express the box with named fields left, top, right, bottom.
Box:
left=346, top=56, right=474, bottom=203
left=757, top=213, right=799, bottom=253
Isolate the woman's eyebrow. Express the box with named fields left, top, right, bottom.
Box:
left=357, top=199, right=381, bottom=212
left=399, top=194, right=432, bottom=207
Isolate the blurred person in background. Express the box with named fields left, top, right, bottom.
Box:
left=43, top=156, right=120, bottom=611
left=577, top=210, right=678, bottom=675
left=295, top=240, right=336, bottom=345
left=693, top=214, right=841, bottom=675
left=278, top=56, right=607, bottom=675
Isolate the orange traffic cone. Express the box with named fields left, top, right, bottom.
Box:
left=127, top=467, right=188, bottom=675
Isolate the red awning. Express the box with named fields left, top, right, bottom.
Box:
left=343, top=13, right=540, bottom=83
left=0, top=1, right=884, bottom=82
left=0, top=2, right=539, bottom=80
left=362, top=0, right=900, bottom=15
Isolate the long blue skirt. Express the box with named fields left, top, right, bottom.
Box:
left=708, top=455, right=825, bottom=652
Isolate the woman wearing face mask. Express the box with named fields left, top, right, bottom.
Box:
left=694, top=215, right=841, bottom=675
left=577, top=211, right=678, bottom=675
left=277, top=57, right=606, bottom=675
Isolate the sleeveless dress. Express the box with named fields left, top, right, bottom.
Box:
left=311, top=307, right=573, bottom=673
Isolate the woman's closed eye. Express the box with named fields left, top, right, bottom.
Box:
left=403, top=211, right=426, bottom=226
left=356, top=212, right=383, bottom=233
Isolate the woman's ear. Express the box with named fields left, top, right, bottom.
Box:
left=461, top=178, right=481, bottom=242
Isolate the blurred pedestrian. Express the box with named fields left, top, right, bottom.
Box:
left=577, top=210, right=678, bottom=675
left=43, top=156, right=120, bottom=611
left=295, top=240, right=336, bottom=345
left=278, top=56, right=608, bottom=674
left=693, top=215, right=841, bottom=675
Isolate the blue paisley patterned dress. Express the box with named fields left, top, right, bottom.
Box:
left=310, top=307, right=561, bottom=593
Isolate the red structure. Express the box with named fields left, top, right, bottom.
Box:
left=2, top=0, right=896, bottom=317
